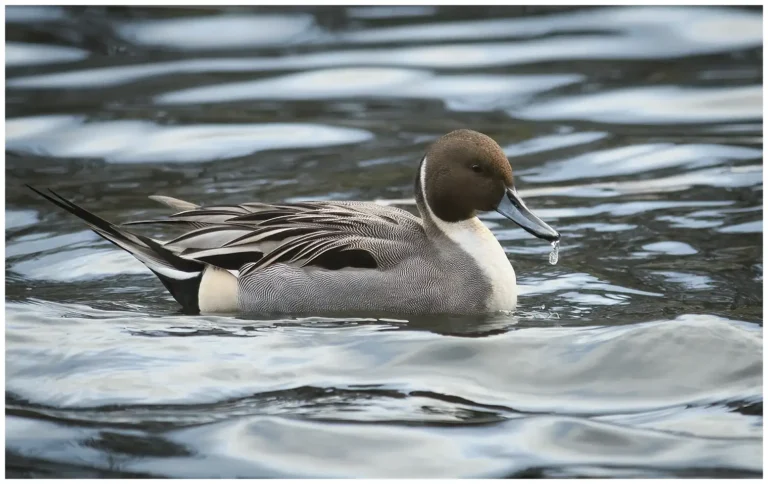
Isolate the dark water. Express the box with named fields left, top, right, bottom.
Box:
left=5, top=6, right=763, bottom=478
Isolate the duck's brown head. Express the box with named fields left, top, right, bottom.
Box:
left=418, top=129, right=560, bottom=241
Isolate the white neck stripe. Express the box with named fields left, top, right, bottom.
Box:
left=419, top=155, right=429, bottom=213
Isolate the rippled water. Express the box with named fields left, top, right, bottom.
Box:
left=5, top=6, right=763, bottom=478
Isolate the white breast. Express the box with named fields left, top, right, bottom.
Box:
left=433, top=216, right=518, bottom=311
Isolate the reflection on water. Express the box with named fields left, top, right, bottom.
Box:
left=6, top=116, right=373, bottom=163
left=117, top=13, right=319, bottom=50
left=517, top=85, right=762, bottom=124
left=5, top=5, right=763, bottom=478
left=155, top=68, right=583, bottom=109
left=5, top=42, right=88, bottom=67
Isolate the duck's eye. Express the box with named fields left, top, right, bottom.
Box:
left=471, top=164, right=482, bottom=173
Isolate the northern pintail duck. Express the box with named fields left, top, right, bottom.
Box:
left=29, top=129, right=560, bottom=315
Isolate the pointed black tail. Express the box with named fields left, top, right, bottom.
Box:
left=27, top=186, right=204, bottom=313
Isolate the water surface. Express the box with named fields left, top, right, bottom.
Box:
left=5, top=5, right=763, bottom=478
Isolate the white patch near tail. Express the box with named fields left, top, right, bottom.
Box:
left=198, top=266, right=239, bottom=313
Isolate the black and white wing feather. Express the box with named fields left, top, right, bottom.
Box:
left=126, top=199, right=423, bottom=276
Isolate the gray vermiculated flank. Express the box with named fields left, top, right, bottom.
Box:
left=234, top=198, right=491, bottom=314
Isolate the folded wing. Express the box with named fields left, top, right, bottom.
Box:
left=126, top=199, right=422, bottom=276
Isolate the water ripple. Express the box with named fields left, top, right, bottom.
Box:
left=6, top=116, right=373, bottom=163
left=156, top=67, right=582, bottom=110
left=516, top=85, right=762, bottom=124
left=6, top=42, right=88, bottom=67
left=117, top=14, right=320, bottom=50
